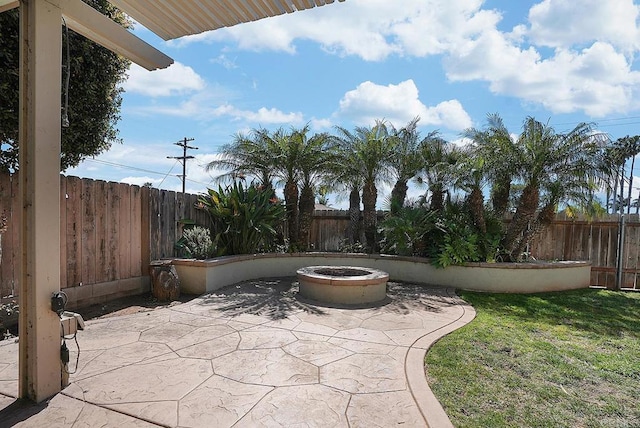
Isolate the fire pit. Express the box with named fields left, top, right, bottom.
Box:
left=296, top=265, right=389, bottom=305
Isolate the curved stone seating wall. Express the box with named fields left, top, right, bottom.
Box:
left=169, top=253, right=591, bottom=295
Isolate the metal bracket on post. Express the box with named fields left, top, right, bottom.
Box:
left=60, top=311, right=84, bottom=388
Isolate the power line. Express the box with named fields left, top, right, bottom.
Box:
left=83, top=158, right=213, bottom=188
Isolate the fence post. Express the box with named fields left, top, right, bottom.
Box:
left=615, top=214, right=625, bottom=291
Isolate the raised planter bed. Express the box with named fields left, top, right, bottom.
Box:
left=167, top=253, right=591, bottom=295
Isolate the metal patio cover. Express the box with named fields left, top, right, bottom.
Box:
left=110, top=0, right=344, bottom=40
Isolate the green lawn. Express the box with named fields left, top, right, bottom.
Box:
left=425, top=289, right=640, bottom=428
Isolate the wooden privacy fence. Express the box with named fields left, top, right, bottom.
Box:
left=1, top=173, right=639, bottom=307
left=0, top=173, right=208, bottom=307
left=528, top=214, right=640, bottom=290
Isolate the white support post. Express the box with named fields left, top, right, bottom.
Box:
left=18, top=0, right=63, bottom=402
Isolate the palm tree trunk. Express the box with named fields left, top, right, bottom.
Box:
left=502, top=184, right=539, bottom=261
left=297, top=184, right=315, bottom=250
left=430, top=184, right=444, bottom=212
left=469, top=186, right=486, bottom=235
left=513, top=202, right=555, bottom=258
left=390, top=180, right=408, bottom=214
left=627, top=156, right=635, bottom=215
left=362, top=180, right=378, bottom=253
left=347, top=187, right=361, bottom=245
left=619, top=166, right=625, bottom=215
left=491, top=175, right=511, bottom=218
left=284, top=180, right=299, bottom=247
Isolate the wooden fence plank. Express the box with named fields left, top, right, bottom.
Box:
left=149, top=188, right=161, bottom=261
left=130, top=185, right=142, bottom=277
left=0, top=174, right=19, bottom=297
left=65, top=176, right=82, bottom=288
left=94, top=180, right=108, bottom=283
left=106, top=180, right=119, bottom=282
left=59, top=176, right=67, bottom=290
left=118, top=183, right=132, bottom=279
left=141, top=186, right=150, bottom=274
left=81, top=179, right=97, bottom=285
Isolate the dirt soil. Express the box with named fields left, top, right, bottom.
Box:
left=79, top=293, right=199, bottom=320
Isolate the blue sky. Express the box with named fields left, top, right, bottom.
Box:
left=67, top=0, right=640, bottom=208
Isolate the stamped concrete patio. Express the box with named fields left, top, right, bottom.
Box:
left=0, top=278, right=474, bottom=427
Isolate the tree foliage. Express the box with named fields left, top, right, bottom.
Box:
left=0, top=0, right=130, bottom=172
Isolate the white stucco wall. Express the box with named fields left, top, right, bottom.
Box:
left=171, top=253, right=591, bottom=295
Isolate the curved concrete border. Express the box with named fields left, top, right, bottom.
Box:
left=406, top=287, right=477, bottom=428
left=169, top=253, right=591, bottom=295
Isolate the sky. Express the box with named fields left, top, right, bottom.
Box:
left=67, top=0, right=640, bottom=208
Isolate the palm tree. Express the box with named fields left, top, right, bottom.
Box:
left=206, top=130, right=275, bottom=191
left=463, top=113, right=517, bottom=218
left=294, top=127, right=333, bottom=250
left=598, top=144, right=625, bottom=214
left=501, top=117, right=609, bottom=260
left=453, top=147, right=487, bottom=235
left=333, top=120, right=394, bottom=252
left=418, top=136, right=459, bottom=212
left=329, top=127, right=364, bottom=246
left=614, top=135, right=640, bottom=215
left=208, top=127, right=303, bottom=248
left=257, top=127, right=303, bottom=248
left=356, top=120, right=395, bottom=252
left=387, top=117, right=433, bottom=214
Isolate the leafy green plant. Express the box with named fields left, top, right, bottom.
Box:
left=338, top=239, right=367, bottom=254
left=435, top=225, right=480, bottom=268
left=378, top=207, right=436, bottom=256
left=175, top=225, right=214, bottom=259
left=428, top=203, right=483, bottom=268
left=198, top=181, right=285, bottom=256
left=0, top=299, right=18, bottom=340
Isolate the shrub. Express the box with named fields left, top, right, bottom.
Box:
left=198, top=181, right=285, bottom=256
left=378, top=207, right=436, bottom=256
left=176, top=225, right=214, bottom=259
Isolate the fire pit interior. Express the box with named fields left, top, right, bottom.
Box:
left=296, top=265, right=389, bottom=305
left=313, top=267, right=372, bottom=276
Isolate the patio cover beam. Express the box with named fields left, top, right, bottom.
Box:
left=0, top=0, right=18, bottom=13
left=1, top=0, right=172, bottom=70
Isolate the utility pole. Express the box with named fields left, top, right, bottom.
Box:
left=167, top=137, right=198, bottom=195
left=167, top=138, right=198, bottom=225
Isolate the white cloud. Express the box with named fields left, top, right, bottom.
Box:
left=310, top=118, right=334, bottom=130
left=123, top=62, right=206, bottom=97
left=210, top=54, right=238, bottom=70
left=337, top=80, right=472, bottom=130
left=170, top=0, right=499, bottom=62
left=213, top=105, right=305, bottom=124
left=445, top=28, right=640, bottom=117
left=129, top=92, right=305, bottom=126
left=167, top=0, right=640, bottom=118
left=528, top=0, right=640, bottom=52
